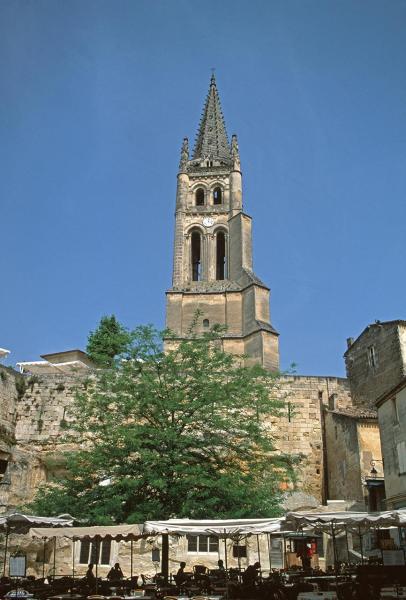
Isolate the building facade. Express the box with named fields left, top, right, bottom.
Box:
left=376, top=378, right=406, bottom=509
left=345, top=320, right=406, bottom=408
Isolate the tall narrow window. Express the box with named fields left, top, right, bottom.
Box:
left=216, top=231, right=226, bottom=280
left=213, top=187, right=222, bottom=205
left=195, top=188, right=205, bottom=206
left=367, top=345, right=377, bottom=370
left=191, top=231, right=202, bottom=281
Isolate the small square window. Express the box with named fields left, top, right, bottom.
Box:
left=232, top=545, right=247, bottom=558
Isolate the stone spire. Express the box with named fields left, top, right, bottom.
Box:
left=193, top=74, right=231, bottom=162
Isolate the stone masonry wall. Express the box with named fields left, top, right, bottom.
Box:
left=273, top=375, right=351, bottom=504
left=324, top=413, right=363, bottom=504
left=0, top=366, right=18, bottom=452
left=2, top=371, right=352, bottom=512
left=378, top=385, right=406, bottom=508
left=0, top=366, right=19, bottom=511
left=4, top=373, right=84, bottom=510
left=345, top=322, right=406, bottom=407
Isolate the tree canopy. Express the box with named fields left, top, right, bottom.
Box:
left=86, top=315, right=131, bottom=367
left=30, top=318, right=298, bottom=524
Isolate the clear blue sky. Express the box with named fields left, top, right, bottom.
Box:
left=1, top=0, right=405, bottom=376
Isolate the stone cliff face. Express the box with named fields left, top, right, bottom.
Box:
left=0, top=365, right=19, bottom=510
left=0, top=371, right=83, bottom=511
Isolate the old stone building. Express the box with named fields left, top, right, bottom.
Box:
left=345, top=320, right=406, bottom=408
left=376, top=378, right=406, bottom=509
left=2, top=76, right=405, bottom=578
left=0, top=73, right=403, bottom=576
left=0, top=75, right=393, bottom=516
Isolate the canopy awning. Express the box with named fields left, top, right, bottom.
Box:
left=0, top=513, right=74, bottom=532
left=285, top=510, right=401, bottom=534
left=29, top=523, right=144, bottom=541
left=144, top=518, right=284, bottom=537
left=16, top=360, right=90, bottom=375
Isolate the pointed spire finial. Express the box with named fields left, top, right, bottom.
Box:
left=179, top=137, right=189, bottom=172
left=231, top=134, right=240, bottom=170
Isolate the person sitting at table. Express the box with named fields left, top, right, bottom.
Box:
left=85, top=563, right=96, bottom=583
left=242, top=562, right=261, bottom=586
left=107, top=563, right=125, bottom=581
left=210, top=559, right=226, bottom=583
left=174, top=562, right=188, bottom=586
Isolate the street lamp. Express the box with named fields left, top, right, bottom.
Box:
left=370, top=459, right=383, bottom=478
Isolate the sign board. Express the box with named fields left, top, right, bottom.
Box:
left=382, top=550, right=405, bottom=566
left=9, top=555, right=27, bottom=578
left=152, top=549, right=160, bottom=563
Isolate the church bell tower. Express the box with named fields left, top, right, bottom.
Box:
left=165, top=75, right=279, bottom=370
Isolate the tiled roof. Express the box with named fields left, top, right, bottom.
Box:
left=330, top=406, right=378, bottom=419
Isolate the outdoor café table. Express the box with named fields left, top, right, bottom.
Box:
left=47, top=595, right=84, bottom=599
left=380, top=587, right=406, bottom=598
left=120, top=596, right=154, bottom=600
left=297, top=593, right=337, bottom=600
left=165, top=596, right=223, bottom=600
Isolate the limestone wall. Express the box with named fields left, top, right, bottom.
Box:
left=324, top=413, right=363, bottom=504
left=1, top=369, right=352, bottom=512
left=0, top=366, right=18, bottom=451
left=378, top=385, right=406, bottom=508
left=0, top=366, right=19, bottom=510
left=345, top=322, right=406, bottom=406
left=4, top=374, right=83, bottom=510
left=272, top=375, right=351, bottom=504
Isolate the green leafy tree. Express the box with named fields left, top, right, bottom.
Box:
left=86, top=315, right=131, bottom=367
left=30, top=318, right=299, bottom=524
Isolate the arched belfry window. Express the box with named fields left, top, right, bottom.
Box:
left=191, top=231, right=202, bottom=281
left=213, top=187, right=222, bottom=205
left=195, top=188, right=205, bottom=206
left=216, top=231, right=227, bottom=280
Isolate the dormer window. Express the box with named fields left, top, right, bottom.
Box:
left=213, top=187, right=222, bottom=205
left=195, top=188, right=205, bottom=206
